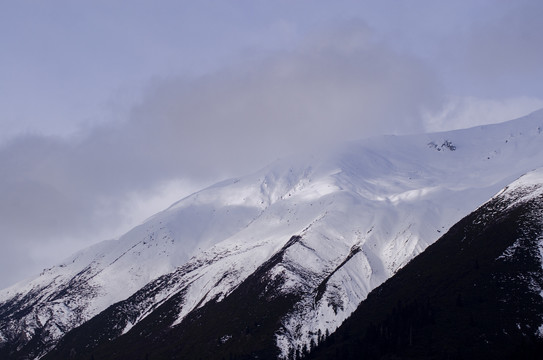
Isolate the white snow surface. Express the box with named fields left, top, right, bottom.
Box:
left=2, top=109, right=543, bottom=356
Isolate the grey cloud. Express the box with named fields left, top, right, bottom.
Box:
left=0, top=22, right=442, bottom=288
left=444, top=0, right=543, bottom=98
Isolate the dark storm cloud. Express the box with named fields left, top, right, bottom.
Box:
left=0, top=22, right=442, bottom=288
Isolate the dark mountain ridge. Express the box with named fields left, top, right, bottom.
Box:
left=308, top=171, right=543, bottom=359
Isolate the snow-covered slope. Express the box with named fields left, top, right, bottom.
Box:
left=2, top=109, right=543, bottom=358
left=309, top=167, right=543, bottom=359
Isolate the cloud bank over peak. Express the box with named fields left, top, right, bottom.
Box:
left=0, top=22, right=443, bottom=287
left=2, top=0, right=543, bottom=289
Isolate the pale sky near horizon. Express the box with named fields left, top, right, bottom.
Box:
left=1, top=0, right=543, bottom=288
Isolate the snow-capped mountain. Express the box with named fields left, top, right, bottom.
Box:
left=2, top=109, right=543, bottom=359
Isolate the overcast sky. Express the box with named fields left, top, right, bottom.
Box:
left=1, top=0, right=543, bottom=289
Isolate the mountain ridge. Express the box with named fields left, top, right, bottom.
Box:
left=2, top=109, right=543, bottom=358
left=45, top=168, right=543, bottom=359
